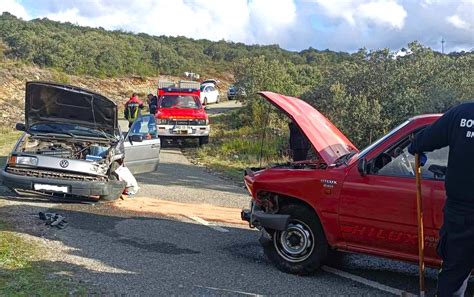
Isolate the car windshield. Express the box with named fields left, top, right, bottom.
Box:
left=30, top=123, right=114, bottom=138
left=160, top=95, right=200, bottom=109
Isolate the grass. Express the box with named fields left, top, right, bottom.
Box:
left=185, top=110, right=289, bottom=182
left=0, top=220, right=88, bottom=296
left=0, top=129, right=21, bottom=166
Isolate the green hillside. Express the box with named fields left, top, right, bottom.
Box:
left=0, top=12, right=350, bottom=78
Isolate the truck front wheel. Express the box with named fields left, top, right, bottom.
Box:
left=262, top=204, right=328, bottom=275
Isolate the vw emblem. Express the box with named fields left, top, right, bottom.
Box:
left=59, top=160, right=69, bottom=168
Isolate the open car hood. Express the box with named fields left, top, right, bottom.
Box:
left=25, top=81, right=118, bottom=135
left=259, top=92, right=358, bottom=164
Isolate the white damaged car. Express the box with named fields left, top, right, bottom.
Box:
left=0, top=81, right=160, bottom=201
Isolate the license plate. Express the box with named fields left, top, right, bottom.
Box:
left=34, top=184, right=69, bottom=193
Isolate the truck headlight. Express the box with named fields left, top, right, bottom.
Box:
left=157, top=119, right=169, bottom=125
left=14, top=156, right=38, bottom=166
left=197, top=119, right=208, bottom=125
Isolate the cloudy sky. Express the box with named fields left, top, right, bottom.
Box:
left=2, top=0, right=473, bottom=52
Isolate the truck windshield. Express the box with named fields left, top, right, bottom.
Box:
left=160, top=95, right=200, bottom=109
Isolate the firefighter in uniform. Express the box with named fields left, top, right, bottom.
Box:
left=124, top=93, right=144, bottom=128
left=409, top=102, right=474, bottom=296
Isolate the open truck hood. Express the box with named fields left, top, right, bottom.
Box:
left=25, top=81, right=118, bottom=135
left=259, top=92, right=358, bottom=164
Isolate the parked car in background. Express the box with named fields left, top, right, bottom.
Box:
left=227, top=85, right=246, bottom=100
left=242, top=91, right=448, bottom=274
left=227, top=85, right=237, bottom=100
left=200, top=83, right=220, bottom=105
left=0, top=82, right=160, bottom=202
left=156, top=84, right=210, bottom=146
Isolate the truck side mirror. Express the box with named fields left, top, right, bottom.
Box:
left=15, top=123, right=26, bottom=131
left=358, top=158, right=368, bottom=176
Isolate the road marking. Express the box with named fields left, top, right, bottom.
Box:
left=187, top=216, right=229, bottom=233
left=194, top=285, right=263, bottom=296
left=322, top=265, right=405, bottom=296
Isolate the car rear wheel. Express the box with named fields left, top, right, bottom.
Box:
left=262, top=204, right=328, bottom=275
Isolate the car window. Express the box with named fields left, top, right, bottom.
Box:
left=370, top=136, right=449, bottom=180
left=208, top=86, right=215, bottom=91
left=160, top=95, right=200, bottom=109
left=128, top=115, right=158, bottom=139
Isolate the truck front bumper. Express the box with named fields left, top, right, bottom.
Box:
left=241, top=202, right=290, bottom=231
left=157, top=124, right=210, bottom=137
left=0, top=169, right=125, bottom=198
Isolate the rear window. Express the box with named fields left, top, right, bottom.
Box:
left=159, top=95, right=201, bottom=109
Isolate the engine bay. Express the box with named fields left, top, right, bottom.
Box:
left=17, top=135, right=112, bottom=162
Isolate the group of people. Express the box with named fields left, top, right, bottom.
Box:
left=124, top=93, right=158, bottom=128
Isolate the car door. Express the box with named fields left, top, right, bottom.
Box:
left=123, top=114, right=161, bottom=175
left=339, top=136, right=448, bottom=262
left=209, top=86, right=218, bottom=103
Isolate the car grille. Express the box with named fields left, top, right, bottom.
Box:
left=6, top=167, right=107, bottom=182
left=170, top=119, right=200, bottom=125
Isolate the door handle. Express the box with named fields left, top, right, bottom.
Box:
left=151, top=144, right=160, bottom=149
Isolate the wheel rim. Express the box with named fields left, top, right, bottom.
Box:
left=274, top=219, right=315, bottom=263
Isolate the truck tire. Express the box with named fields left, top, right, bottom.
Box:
left=262, top=204, right=328, bottom=275
left=100, top=161, right=123, bottom=201
left=199, top=136, right=209, bottom=146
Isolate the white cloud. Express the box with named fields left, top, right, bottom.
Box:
left=357, top=1, right=407, bottom=29
left=313, top=0, right=407, bottom=29
left=2, top=0, right=473, bottom=52
left=1, top=0, right=29, bottom=19
left=446, top=14, right=471, bottom=30
left=27, top=0, right=296, bottom=46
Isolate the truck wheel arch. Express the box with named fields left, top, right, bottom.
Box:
left=259, top=192, right=331, bottom=244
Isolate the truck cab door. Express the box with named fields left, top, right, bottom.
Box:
left=124, top=115, right=161, bottom=175
left=339, top=136, right=447, bottom=263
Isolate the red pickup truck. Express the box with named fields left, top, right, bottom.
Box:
left=242, top=92, right=447, bottom=275
left=155, top=87, right=210, bottom=146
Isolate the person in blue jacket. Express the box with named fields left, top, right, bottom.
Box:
left=409, top=102, right=474, bottom=296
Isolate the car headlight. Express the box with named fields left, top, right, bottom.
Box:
left=157, top=119, right=169, bottom=125
left=10, top=156, right=38, bottom=166
left=197, top=119, right=208, bottom=125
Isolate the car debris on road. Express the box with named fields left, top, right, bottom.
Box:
left=38, top=211, right=68, bottom=229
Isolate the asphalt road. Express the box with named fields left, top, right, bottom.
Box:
left=0, top=101, right=472, bottom=296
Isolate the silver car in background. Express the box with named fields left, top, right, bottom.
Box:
left=0, top=81, right=160, bottom=201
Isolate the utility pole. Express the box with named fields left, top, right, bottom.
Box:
left=441, top=38, right=445, bottom=54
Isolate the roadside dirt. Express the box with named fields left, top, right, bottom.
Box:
left=113, top=196, right=247, bottom=226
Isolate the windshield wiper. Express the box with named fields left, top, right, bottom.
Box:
left=334, top=152, right=356, bottom=167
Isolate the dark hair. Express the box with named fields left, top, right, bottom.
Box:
left=148, top=93, right=153, bottom=97
left=132, top=93, right=137, bottom=97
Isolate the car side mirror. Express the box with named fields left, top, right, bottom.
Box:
left=129, top=135, right=143, bottom=143
left=15, top=123, right=26, bottom=131
left=358, top=158, right=368, bottom=176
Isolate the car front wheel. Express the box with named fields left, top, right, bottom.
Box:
left=262, top=204, right=328, bottom=275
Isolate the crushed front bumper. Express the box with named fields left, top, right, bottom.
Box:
left=241, top=202, right=290, bottom=231
left=157, top=124, right=210, bottom=137
left=0, top=169, right=125, bottom=198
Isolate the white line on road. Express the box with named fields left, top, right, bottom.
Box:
left=322, top=265, right=405, bottom=296
left=187, top=216, right=229, bottom=233
left=194, top=285, right=263, bottom=296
